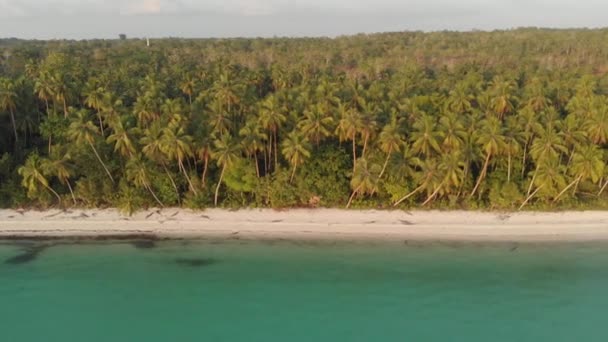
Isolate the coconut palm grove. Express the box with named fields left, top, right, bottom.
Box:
left=1, top=29, right=608, bottom=212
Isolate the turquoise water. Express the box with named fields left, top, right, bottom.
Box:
left=0, top=239, right=607, bottom=341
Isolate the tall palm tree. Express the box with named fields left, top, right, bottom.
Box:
left=554, top=145, right=604, bottom=202
left=470, top=117, right=506, bottom=197
left=281, top=131, right=311, bottom=182
left=107, top=117, right=137, bottom=158
left=84, top=84, right=107, bottom=135
left=18, top=153, right=61, bottom=203
left=211, top=135, right=241, bottom=206
left=377, top=118, right=405, bottom=180
left=140, top=122, right=180, bottom=199
left=43, top=150, right=77, bottom=205
left=160, top=123, right=197, bottom=194
left=126, top=156, right=164, bottom=207
left=298, top=105, right=334, bottom=145
left=410, top=114, right=442, bottom=157
left=0, top=77, right=19, bottom=143
left=239, top=118, right=267, bottom=177
left=347, top=158, right=381, bottom=208
left=259, top=96, right=287, bottom=170
left=67, top=109, right=114, bottom=183
left=34, top=72, right=54, bottom=115
left=335, top=104, right=362, bottom=171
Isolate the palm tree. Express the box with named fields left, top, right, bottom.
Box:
left=409, top=114, right=442, bottom=157
left=126, top=156, right=164, bottom=207
left=211, top=135, right=241, bottom=206
left=106, top=117, right=137, bottom=158
left=180, top=73, right=196, bottom=107
left=67, top=109, right=114, bottom=183
left=470, top=117, right=505, bottom=197
left=281, top=131, right=311, bottom=182
left=140, top=122, right=180, bottom=199
left=527, top=126, right=567, bottom=196
left=43, top=150, right=77, bottom=205
left=347, top=158, right=381, bottom=208
left=335, top=104, right=362, bottom=171
left=488, top=76, right=517, bottom=120
left=34, top=72, right=54, bottom=115
left=18, top=153, right=61, bottom=203
left=259, top=96, right=287, bottom=170
left=298, top=105, right=334, bottom=145
left=239, top=119, right=267, bottom=177
left=84, top=84, right=107, bottom=135
left=0, top=77, right=19, bottom=143
left=377, top=118, right=405, bottom=180
left=554, top=145, right=604, bottom=202
left=160, top=123, right=197, bottom=194
left=438, top=112, right=467, bottom=153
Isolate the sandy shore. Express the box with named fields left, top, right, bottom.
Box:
left=0, top=208, right=607, bottom=242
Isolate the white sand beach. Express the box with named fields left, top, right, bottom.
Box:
left=0, top=208, right=607, bottom=242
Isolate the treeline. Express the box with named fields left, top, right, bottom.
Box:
left=1, top=29, right=608, bottom=212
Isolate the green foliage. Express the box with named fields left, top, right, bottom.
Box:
left=295, top=146, right=350, bottom=206
left=2, top=30, right=608, bottom=210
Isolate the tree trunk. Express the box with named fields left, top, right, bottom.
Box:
left=201, top=154, right=209, bottom=187
left=598, top=179, right=608, bottom=197
left=9, top=108, right=18, bottom=143
left=553, top=175, right=582, bottom=203
left=145, top=183, right=164, bottom=207
left=88, top=141, right=114, bottom=183
left=214, top=165, right=226, bottom=206
left=66, top=180, right=76, bottom=205
left=507, top=151, right=512, bottom=183
left=274, top=130, right=278, bottom=171
left=63, top=98, right=68, bottom=118
left=526, top=164, right=540, bottom=196
left=290, top=164, right=297, bottom=183
left=346, top=184, right=363, bottom=208
left=97, top=110, right=104, bottom=136
left=352, top=134, right=357, bottom=172
left=362, top=134, right=369, bottom=157
left=519, top=185, right=544, bottom=210
left=162, top=163, right=180, bottom=203
left=470, top=152, right=491, bottom=197
left=422, top=181, right=445, bottom=206
left=394, top=183, right=426, bottom=207
left=42, top=181, right=62, bottom=204
left=179, top=159, right=197, bottom=195
left=378, top=149, right=392, bottom=181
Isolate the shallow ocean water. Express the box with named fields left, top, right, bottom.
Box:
left=0, top=239, right=606, bottom=341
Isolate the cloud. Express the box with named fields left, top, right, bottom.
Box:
left=120, top=0, right=161, bottom=15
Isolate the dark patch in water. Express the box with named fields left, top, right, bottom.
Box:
left=174, top=258, right=217, bottom=268
left=5, top=244, right=51, bottom=265
left=131, top=240, right=157, bottom=249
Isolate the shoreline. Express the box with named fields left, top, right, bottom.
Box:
left=1, top=208, right=608, bottom=242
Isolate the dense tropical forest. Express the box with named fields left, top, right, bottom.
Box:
left=1, top=28, right=608, bottom=212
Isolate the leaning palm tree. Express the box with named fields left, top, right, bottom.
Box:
left=43, top=151, right=77, bottom=205
left=140, top=122, right=180, bottom=199
left=281, top=131, right=312, bottom=183
left=554, top=145, right=604, bottom=202
left=18, top=153, right=61, bottom=204
left=67, top=109, right=114, bottom=183
left=347, top=158, right=381, bottom=208
left=160, top=123, right=197, bottom=195
left=211, top=135, right=241, bottom=206
left=126, top=156, right=164, bottom=207
left=106, top=117, right=137, bottom=158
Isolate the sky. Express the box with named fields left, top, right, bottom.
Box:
left=0, top=0, right=606, bottom=39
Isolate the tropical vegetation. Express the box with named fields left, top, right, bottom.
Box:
left=1, top=29, right=608, bottom=212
